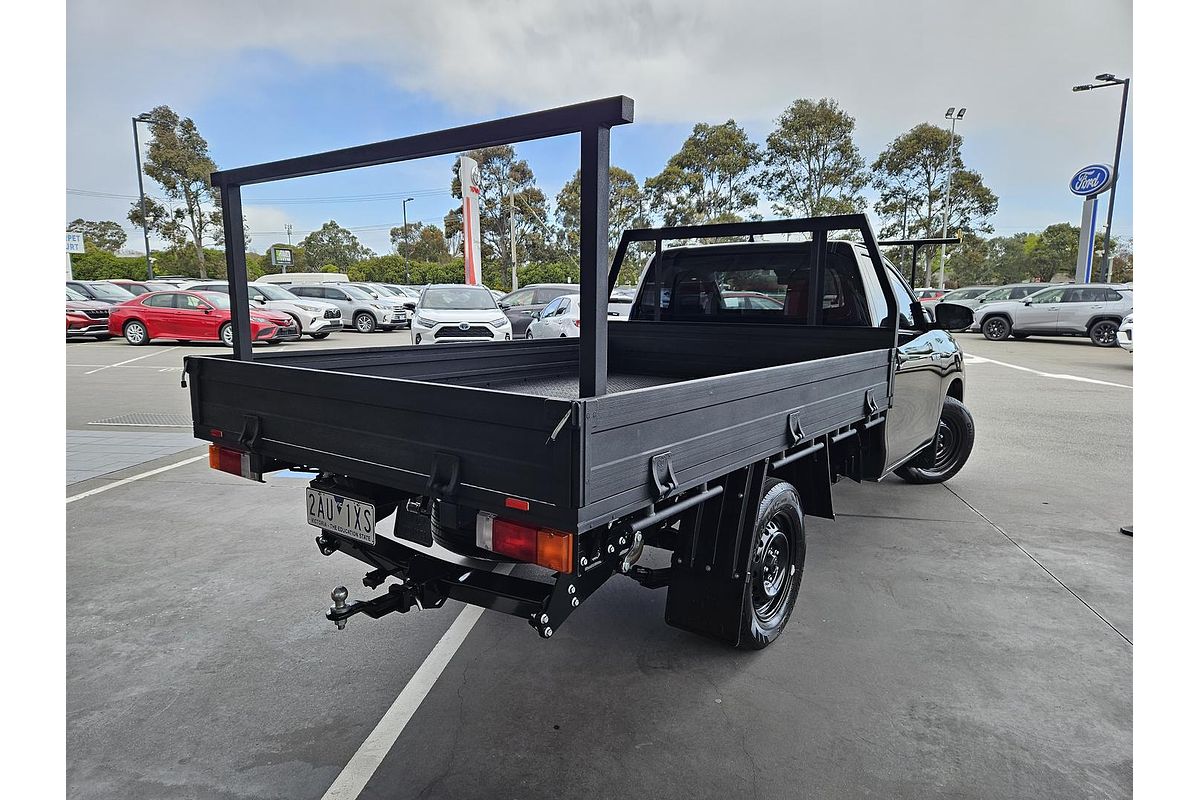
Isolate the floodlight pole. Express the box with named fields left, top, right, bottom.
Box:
left=939, top=108, right=965, bottom=290
left=132, top=114, right=154, bottom=281
left=1100, top=78, right=1130, bottom=281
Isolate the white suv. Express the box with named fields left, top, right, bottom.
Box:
left=411, top=285, right=513, bottom=345
left=975, top=284, right=1133, bottom=347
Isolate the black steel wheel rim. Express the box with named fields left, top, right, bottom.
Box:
left=931, top=418, right=959, bottom=471
left=751, top=515, right=794, bottom=622
left=1094, top=322, right=1117, bottom=345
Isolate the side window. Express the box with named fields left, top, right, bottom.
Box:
left=1030, top=288, right=1066, bottom=304
left=534, top=288, right=566, bottom=304
left=324, top=288, right=347, bottom=301
left=507, top=289, right=535, bottom=306
left=144, top=293, right=177, bottom=308
left=541, top=298, right=562, bottom=317
left=177, top=294, right=207, bottom=310
left=1106, top=289, right=1123, bottom=302
left=883, top=268, right=917, bottom=329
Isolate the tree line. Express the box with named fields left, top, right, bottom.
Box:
left=68, top=99, right=1132, bottom=289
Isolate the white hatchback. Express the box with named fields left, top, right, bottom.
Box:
left=526, top=294, right=581, bottom=338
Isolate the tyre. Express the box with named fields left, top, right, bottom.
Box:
left=525, top=330, right=535, bottom=339
left=895, top=396, right=976, bottom=485
left=311, top=332, right=330, bottom=340
left=123, top=320, right=149, bottom=346
left=354, top=312, right=377, bottom=333
left=1011, top=331, right=1030, bottom=340
left=1089, top=319, right=1119, bottom=347
left=735, top=478, right=805, bottom=650
left=219, top=322, right=234, bottom=347
left=981, top=315, right=1010, bottom=341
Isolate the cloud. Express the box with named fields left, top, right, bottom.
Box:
left=68, top=0, right=1133, bottom=236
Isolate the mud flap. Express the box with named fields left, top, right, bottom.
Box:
left=664, top=460, right=767, bottom=646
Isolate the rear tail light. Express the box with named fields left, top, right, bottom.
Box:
left=208, top=444, right=262, bottom=481
left=476, top=512, right=574, bottom=573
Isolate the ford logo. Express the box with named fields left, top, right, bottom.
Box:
left=458, top=322, right=471, bottom=331
left=1069, top=164, right=1113, bottom=197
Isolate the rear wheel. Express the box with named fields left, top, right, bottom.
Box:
left=354, top=312, right=377, bottom=333
left=981, top=316, right=1010, bottom=341
left=219, top=323, right=234, bottom=347
left=525, top=329, right=535, bottom=339
left=311, top=332, right=330, bottom=340
left=123, top=320, right=149, bottom=346
left=736, top=478, right=805, bottom=650
left=895, top=397, right=976, bottom=484
left=1089, top=319, right=1119, bottom=347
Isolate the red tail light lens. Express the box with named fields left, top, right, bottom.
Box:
left=477, top=513, right=574, bottom=573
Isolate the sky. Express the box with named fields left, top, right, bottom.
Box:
left=66, top=0, right=1133, bottom=258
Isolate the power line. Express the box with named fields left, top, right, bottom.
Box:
left=67, top=186, right=448, bottom=205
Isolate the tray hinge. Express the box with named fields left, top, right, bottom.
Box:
left=649, top=451, right=679, bottom=500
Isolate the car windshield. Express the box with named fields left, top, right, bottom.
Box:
left=366, top=284, right=400, bottom=297
left=194, top=292, right=231, bottom=309
left=421, top=287, right=498, bottom=310
left=87, top=282, right=136, bottom=301
left=341, top=285, right=376, bottom=300
left=66, top=287, right=87, bottom=301
left=948, top=288, right=986, bottom=301
left=250, top=284, right=298, bottom=301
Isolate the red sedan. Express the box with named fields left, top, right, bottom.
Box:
left=108, top=290, right=301, bottom=346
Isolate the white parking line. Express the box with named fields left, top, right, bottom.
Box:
left=963, top=353, right=1132, bottom=389
left=66, top=454, right=206, bottom=504
left=83, top=346, right=179, bottom=375
left=320, top=564, right=513, bottom=800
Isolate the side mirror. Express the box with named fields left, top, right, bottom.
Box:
left=253, top=296, right=267, bottom=304
left=402, top=300, right=416, bottom=310
left=498, top=302, right=511, bottom=310
left=1023, top=299, right=1033, bottom=306
left=932, top=302, right=973, bottom=331
left=201, top=305, right=213, bottom=314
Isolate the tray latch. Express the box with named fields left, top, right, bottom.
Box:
left=238, top=414, right=262, bottom=449
left=426, top=452, right=461, bottom=498
left=649, top=451, right=678, bottom=500
left=864, top=389, right=879, bottom=416
left=787, top=411, right=805, bottom=445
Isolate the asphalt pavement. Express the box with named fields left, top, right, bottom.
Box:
left=65, top=329, right=1132, bottom=800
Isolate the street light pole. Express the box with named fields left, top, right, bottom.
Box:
left=132, top=114, right=154, bottom=281
left=939, top=107, right=966, bottom=291
left=402, top=197, right=414, bottom=284
left=1072, top=74, right=1130, bottom=282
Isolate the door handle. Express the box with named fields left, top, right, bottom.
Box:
left=1090, top=304, right=1103, bottom=309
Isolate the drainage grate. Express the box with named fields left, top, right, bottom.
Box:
left=89, top=412, right=193, bottom=428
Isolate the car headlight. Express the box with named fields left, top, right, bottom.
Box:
left=488, top=317, right=508, bottom=328
left=295, top=303, right=320, bottom=312
left=414, top=315, right=435, bottom=327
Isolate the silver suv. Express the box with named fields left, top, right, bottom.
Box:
left=186, top=281, right=343, bottom=339
left=288, top=283, right=406, bottom=332
left=974, top=283, right=1133, bottom=347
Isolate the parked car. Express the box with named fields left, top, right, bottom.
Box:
left=1117, top=313, right=1133, bottom=352
left=66, top=280, right=136, bottom=305
left=109, top=290, right=300, bottom=346
left=498, top=283, right=579, bottom=336
left=257, top=272, right=350, bottom=286
left=526, top=293, right=581, bottom=338
left=345, top=283, right=413, bottom=328
left=66, top=287, right=112, bottom=339
left=974, top=284, right=1133, bottom=346
left=975, top=282, right=1053, bottom=306
left=288, top=283, right=405, bottom=332
left=934, top=286, right=993, bottom=312
left=106, top=279, right=178, bottom=296
left=411, top=284, right=513, bottom=344
left=913, top=287, right=945, bottom=303
left=186, top=281, right=344, bottom=339
left=608, top=286, right=636, bottom=319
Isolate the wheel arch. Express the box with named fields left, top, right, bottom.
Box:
left=946, top=376, right=965, bottom=403
left=1086, top=313, right=1125, bottom=330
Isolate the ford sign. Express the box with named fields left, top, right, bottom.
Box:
left=1069, top=164, right=1113, bottom=197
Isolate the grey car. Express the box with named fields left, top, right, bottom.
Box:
left=288, top=283, right=406, bottom=332
left=934, top=286, right=993, bottom=312
left=498, top=283, right=580, bottom=336
left=974, top=283, right=1133, bottom=346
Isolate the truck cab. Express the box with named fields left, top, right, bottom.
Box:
left=627, top=239, right=967, bottom=480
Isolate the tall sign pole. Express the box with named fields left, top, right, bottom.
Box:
left=1070, top=164, right=1113, bottom=283
left=132, top=116, right=155, bottom=281
left=458, top=157, right=482, bottom=285
left=1099, top=78, right=1130, bottom=281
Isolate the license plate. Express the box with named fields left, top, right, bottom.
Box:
left=306, top=488, right=376, bottom=545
